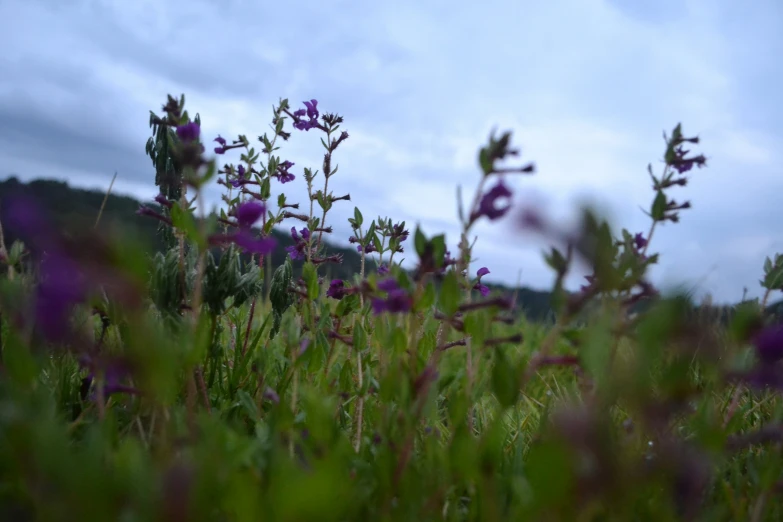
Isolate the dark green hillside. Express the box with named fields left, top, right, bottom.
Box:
left=2, top=176, right=777, bottom=323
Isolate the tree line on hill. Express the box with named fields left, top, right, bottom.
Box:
left=1, top=176, right=777, bottom=325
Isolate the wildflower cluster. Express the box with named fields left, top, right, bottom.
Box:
left=1, top=91, right=783, bottom=522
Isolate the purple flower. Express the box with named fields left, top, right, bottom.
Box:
left=3, top=196, right=92, bottom=342
left=35, top=251, right=89, bottom=342
left=371, top=278, right=412, bottom=315
left=275, top=160, right=296, bottom=183
left=263, top=387, right=280, bottom=404
left=81, top=355, right=139, bottom=401
left=235, top=201, right=265, bottom=228
left=176, top=122, right=200, bottom=143
left=670, top=145, right=707, bottom=174
left=753, top=324, right=783, bottom=364
left=634, top=233, right=648, bottom=250
left=293, top=100, right=320, bottom=131
left=304, top=99, right=319, bottom=120
left=286, top=227, right=310, bottom=260
left=4, top=194, right=58, bottom=251
left=378, top=264, right=390, bottom=275
left=473, top=180, right=513, bottom=221
left=473, top=267, right=490, bottom=296
left=377, top=279, right=400, bottom=292
left=518, top=208, right=545, bottom=231
left=154, top=194, right=172, bottom=208
left=285, top=245, right=303, bottom=260
left=231, top=230, right=276, bottom=255
left=229, top=165, right=249, bottom=188
left=326, top=279, right=348, bottom=300
left=214, top=135, right=227, bottom=154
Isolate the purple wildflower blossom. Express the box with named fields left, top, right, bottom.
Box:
left=175, top=122, right=200, bottom=143
left=231, top=230, right=276, bottom=255
left=81, top=355, right=139, bottom=401
left=304, top=99, right=319, bottom=120
left=275, top=160, right=296, bottom=184
left=35, top=251, right=89, bottom=342
left=753, top=324, right=783, bottom=364
left=293, top=99, right=320, bottom=131
left=378, top=264, right=390, bottom=275
left=235, top=201, right=265, bottom=228
left=286, top=227, right=310, bottom=260
left=474, top=180, right=513, bottom=221
left=371, top=278, right=412, bottom=315
left=670, top=145, right=707, bottom=174
left=326, top=279, right=348, bottom=300
left=230, top=165, right=249, bottom=188
left=634, top=233, right=648, bottom=250
left=263, top=387, right=280, bottom=404
left=214, top=135, right=227, bottom=154
left=154, top=194, right=172, bottom=208
left=473, top=267, right=490, bottom=296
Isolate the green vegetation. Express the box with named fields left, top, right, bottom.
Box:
left=0, top=94, right=782, bottom=521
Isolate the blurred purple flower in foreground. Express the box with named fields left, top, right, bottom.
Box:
left=371, top=278, right=412, bottom=315
left=5, top=196, right=88, bottom=342
left=472, top=180, right=513, bottom=222
left=210, top=200, right=276, bottom=255
left=326, top=279, right=347, bottom=300
left=80, top=354, right=139, bottom=401
left=175, top=122, right=200, bottom=143
left=35, top=252, right=89, bottom=342
left=235, top=200, right=265, bottom=228
left=753, top=324, right=783, bottom=364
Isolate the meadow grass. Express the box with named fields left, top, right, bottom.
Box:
left=1, top=94, right=783, bottom=521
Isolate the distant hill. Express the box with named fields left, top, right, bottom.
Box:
left=0, top=176, right=557, bottom=320
left=2, top=177, right=779, bottom=324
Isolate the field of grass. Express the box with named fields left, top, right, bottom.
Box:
left=1, top=94, right=783, bottom=521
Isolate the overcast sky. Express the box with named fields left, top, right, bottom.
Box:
left=1, top=0, right=781, bottom=303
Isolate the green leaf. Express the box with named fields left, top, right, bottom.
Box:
left=416, top=281, right=437, bottom=311
left=525, top=440, right=574, bottom=509
left=580, top=315, right=614, bottom=388
left=431, top=234, right=446, bottom=268
left=491, top=348, right=519, bottom=408
left=353, top=321, right=367, bottom=353
left=651, top=190, right=667, bottom=221
left=200, top=160, right=217, bottom=186
left=170, top=202, right=205, bottom=250
left=479, top=147, right=492, bottom=175
left=353, top=207, right=363, bottom=227
left=302, top=262, right=319, bottom=300
left=260, top=177, right=271, bottom=200
left=269, top=259, right=293, bottom=339
left=414, top=226, right=427, bottom=258
left=237, top=389, right=259, bottom=421
left=439, top=270, right=461, bottom=316
left=335, top=293, right=360, bottom=317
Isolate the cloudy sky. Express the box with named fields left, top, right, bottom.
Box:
left=1, top=0, right=781, bottom=303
